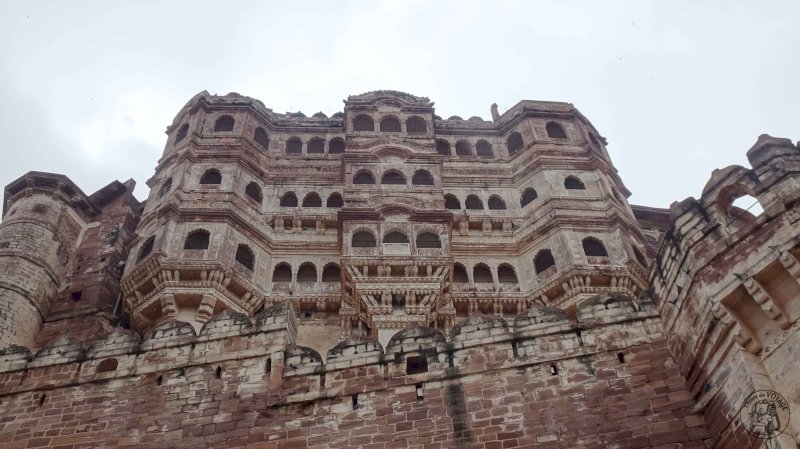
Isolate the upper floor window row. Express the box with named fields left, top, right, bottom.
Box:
left=284, top=137, right=345, bottom=155
left=353, top=115, right=427, bottom=134
left=352, top=169, right=436, bottom=186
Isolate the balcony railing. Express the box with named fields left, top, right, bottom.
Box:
left=383, top=243, right=411, bottom=255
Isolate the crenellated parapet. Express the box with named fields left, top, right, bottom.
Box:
left=653, top=134, right=800, bottom=448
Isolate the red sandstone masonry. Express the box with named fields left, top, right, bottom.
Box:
left=0, top=297, right=710, bottom=448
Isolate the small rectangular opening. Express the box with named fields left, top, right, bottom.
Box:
left=71, top=291, right=82, bottom=301
left=406, top=355, right=428, bottom=375
left=415, top=383, right=424, bottom=400
left=351, top=394, right=358, bottom=410
left=550, top=364, right=559, bottom=375
left=617, top=352, right=625, bottom=363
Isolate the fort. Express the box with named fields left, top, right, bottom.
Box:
left=0, top=90, right=797, bottom=448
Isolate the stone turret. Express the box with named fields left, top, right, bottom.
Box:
left=0, top=173, right=92, bottom=348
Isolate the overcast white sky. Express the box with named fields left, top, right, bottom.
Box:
left=1, top=0, right=798, bottom=208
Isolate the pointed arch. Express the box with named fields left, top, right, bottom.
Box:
left=381, top=171, right=406, bottom=185
left=297, top=263, right=317, bottom=283
left=286, top=137, right=302, bottom=154
left=582, top=237, right=608, bottom=257
left=444, top=194, right=461, bottom=210
left=412, top=169, right=434, bottom=186
left=546, top=122, right=567, bottom=139
left=157, top=178, right=172, bottom=198
left=436, top=139, right=451, bottom=156
left=406, top=116, right=426, bottom=134
left=497, top=264, right=518, bottom=283
left=476, top=140, right=493, bottom=158
left=564, top=176, right=585, bottom=190
left=534, top=249, right=556, bottom=274
left=245, top=182, right=262, bottom=204
left=353, top=114, right=374, bottom=132
left=520, top=188, right=538, bottom=207
left=416, top=232, right=441, bottom=249
left=280, top=192, right=298, bottom=207
left=307, top=137, right=325, bottom=154
left=175, top=123, right=189, bottom=144
left=329, top=137, right=345, bottom=154
left=137, top=236, right=156, bottom=263
left=455, top=140, right=472, bottom=156
left=507, top=132, right=523, bottom=154
left=272, top=263, right=292, bottom=282
left=380, top=116, right=401, bottom=132
left=473, top=264, right=493, bottom=283
left=235, top=244, right=254, bottom=271
left=199, top=169, right=222, bottom=185
left=353, top=170, right=375, bottom=185
left=322, top=263, right=341, bottom=282
left=488, top=195, right=506, bottom=210
left=465, top=194, right=483, bottom=210
left=213, top=115, right=234, bottom=132
left=352, top=231, right=377, bottom=248
left=184, top=229, right=210, bottom=250
left=326, top=192, right=343, bottom=208
left=254, top=127, right=269, bottom=149
left=453, top=263, right=469, bottom=283
left=302, top=192, right=322, bottom=207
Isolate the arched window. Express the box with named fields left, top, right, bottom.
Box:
left=381, top=171, right=406, bottom=185
left=302, top=192, right=322, bottom=207
left=520, top=188, right=538, bottom=207
left=416, top=232, right=441, bottom=248
left=254, top=127, right=269, bottom=149
left=175, top=124, right=189, bottom=144
left=406, top=117, right=426, bottom=134
left=245, top=182, right=262, bottom=204
left=497, top=264, right=517, bottom=283
left=322, top=264, right=340, bottom=282
left=453, top=264, right=469, bottom=283
left=412, top=170, right=434, bottom=186
left=137, top=236, right=156, bottom=263
left=476, top=140, right=493, bottom=158
left=444, top=194, right=461, bottom=210
left=455, top=140, right=472, bottom=156
left=286, top=137, right=302, bottom=154
left=473, top=264, right=493, bottom=283
left=436, top=140, right=451, bottom=156
left=488, top=195, right=507, bottom=210
left=564, top=176, right=586, bottom=190
left=297, top=263, right=317, bottom=283
left=384, top=231, right=409, bottom=243
left=546, top=122, right=567, bottom=139
left=465, top=195, right=483, bottom=210
left=184, top=230, right=210, bottom=250
left=272, top=263, right=292, bottom=282
left=157, top=178, right=172, bottom=198
left=352, top=231, right=377, bottom=248
left=380, top=116, right=401, bottom=132
left=214, top=115, right=235, bottom=132
left=235, top=244, right=254, bottom=271
left=353, top=114, right=374, bottom=132
left=307, top=137, right=324, bottom=154
left=326, top=193, right=343, bottom=208
left=506, top=132, right=523, bottom=154
left=534, top=250, right=556, bottom=274
left=200, top=169, right=222, bottom=185
left=280, top=192, right=298, bottom=207
left=329, top=138, right=345, bottom=154
left=353, top=170, right=375, bottom=185
left=582, top=237, right=608, bottom=257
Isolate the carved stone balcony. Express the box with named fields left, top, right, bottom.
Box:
left=382, top=243, right=410, bottom=255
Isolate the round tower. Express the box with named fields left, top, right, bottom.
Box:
left=0, top=173, right=91, bottom=349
